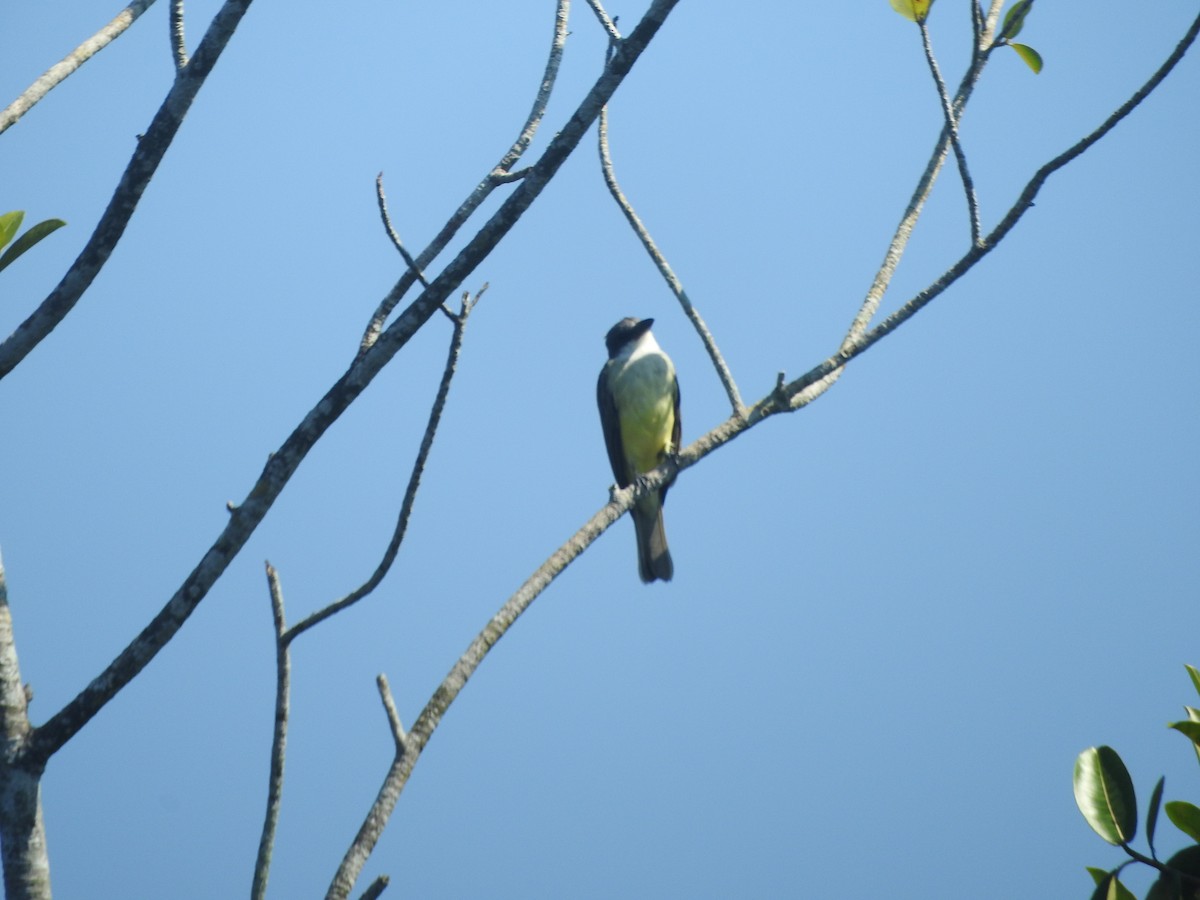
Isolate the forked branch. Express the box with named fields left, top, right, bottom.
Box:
left=320, top=16, right=1200, bottom=897
left=597, top=99, right=744, bottom=415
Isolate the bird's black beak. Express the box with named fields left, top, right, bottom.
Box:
left=632, top=318, right=654, bottom=338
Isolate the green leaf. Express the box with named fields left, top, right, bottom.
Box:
left=1149, top=776, right=1166, bottom=853
left=0, top=218, right=66, bottom=274
left=0, top=211, right=24, bottom=251
left=1146, top=845, right=1200, bottom=900
left=1186, top=664, right=1200, bottom=699
left=1075, top=746, right=1138, bottom=845
left=1087, top=867, right=1111, bottom=887
left=1002, top=0, right=1033, bottom=39
left=1088, top=870, right=1138, bottom=900
left=889, top=0, right=934, bottom=23
left=1171, top=721, right=1200, bottom=745
left=1011, top=43, right=1043, bottom=74
left=1185, top=707, right=1200, bottom=769
left=1166, top=801, right=1200, bottom=843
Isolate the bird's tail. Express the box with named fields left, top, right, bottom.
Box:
left=633, top=497, right=673, bottom=583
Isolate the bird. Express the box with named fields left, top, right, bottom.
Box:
left=597, top=317, right=681, bottom=583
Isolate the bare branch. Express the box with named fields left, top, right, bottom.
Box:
left=984, top=0, right=1007, bottom=36
left=284, top=288, right=484, bottom=644
left=918, top=20, right=981, bottom=246
left=251, top=563, right=290, bottom=900
left=358, top=876, right=389, bottom=900
left=586, top=0, right=622, bottom=42
left=0, top=0, right=258, bottom=380
left=797, top=2, right=1007, bottom=412
left=170, top=0, right=189, bottom=70
left=993, top=0, right=1035, bottom=45
left=374, top=173, right=430, bottom=288
left=0, top=0, right=158, bottom=135
left=0, top=551, right=50, bottom=900
left=322, top=488, right=631, bottom=900
left=21, top=0, right=682, bottom=769
left=358, top=0, right=570, bottom=354
left=598, top=101, right=744, bottom=414
left=375, top=675, right=406, bottom=753
left=783, top=5, right=1200, bottom=408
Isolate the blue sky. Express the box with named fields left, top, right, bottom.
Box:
left=1, top=1, right=1198, bottom=897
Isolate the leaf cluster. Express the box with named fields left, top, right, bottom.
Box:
left=889, top=0, right=1043, bottom=73
left=1075, top=666, right=1200, bottom=899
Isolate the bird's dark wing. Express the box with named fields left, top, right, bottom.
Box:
left=661, top=374, right=682, bottom=505
left=597, top=364, right=633, bottom=487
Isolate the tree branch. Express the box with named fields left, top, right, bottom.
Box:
left=918, top=19, right=981, bottom=246
left=0, top=0, right=257, bottom=380
left=317, top=22, right=1200, bottom=898
left=783, top=5, right=1200, bottom=407
left=597, top=98, right=744, bottom=415
left=375, top=675, right=407, bottom=753
left=21, top=0, right=682, bottom=771
left=358, top=0, right=571, bottom=354
left=251, top=563, right=290, bottom=900
left=0, top=551, right=50, bottom=900
left=170, top=0, right=189, bottom=70
left=357, top=876, right=389, bottom=900
left=283, top=287, right=483, bottom=645
left=374, top=173, right=431, bottom=289
left=796, top=1, right=1007, bottom=413
left=586, top=0, right=622, bottom=42
left=0, top=0, right=158, bottom=135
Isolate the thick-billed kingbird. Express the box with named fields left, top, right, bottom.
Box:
left=597, top=317, right=681, bottom=583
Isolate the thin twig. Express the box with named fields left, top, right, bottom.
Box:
left=375, top=173, right=430, bottom=288
left=1122, top=842, right=1200, bottom=887
left=919, top=20, right=981, bottom=246
left=358, top=876, right=390, bottom=900
left=586, top=0, right=622, bottom=42
left=597, top=99, right=744, bottom=414
left=375, top=675, right=406, bottom=753
left=358, top=0, right=571, bottom=354
left=0, top=0, right=257, bottom=380
left=170, top=0, right=189, bottom=70
left=251, top=563, right=290, bottom=900
left=0, top=0, right=158, bottom=135
left=283, top=288, right=484, bottom=645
